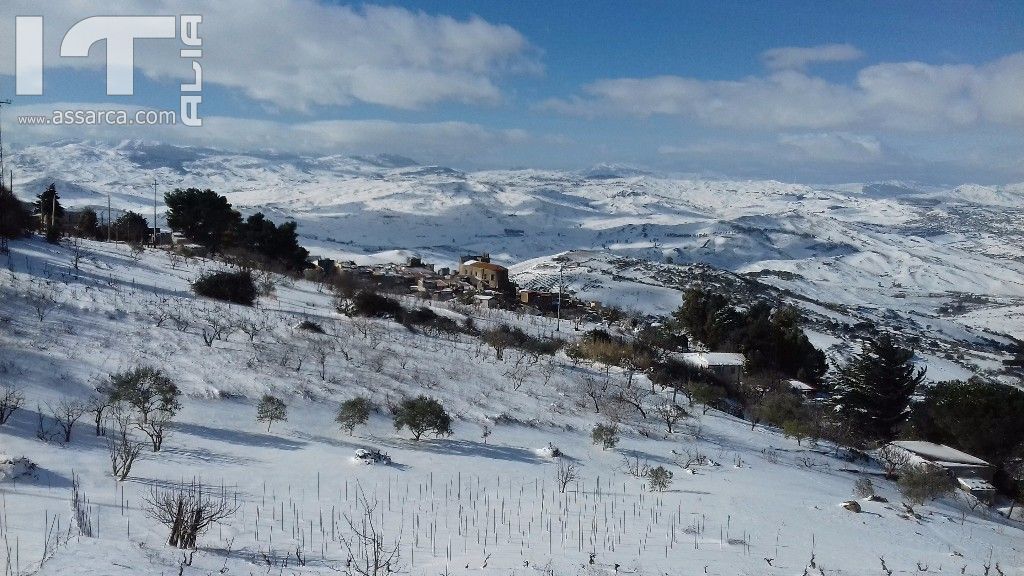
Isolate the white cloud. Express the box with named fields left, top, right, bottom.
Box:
left=542, top=51, right=1024, bottom=132
left=6, top=102, right=532, bottom=164
left=761, top=43, right=864, bottom=71
left=0, top=1, right=539, bottom=111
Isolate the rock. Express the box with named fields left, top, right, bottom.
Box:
left=0, top=455, right=37, bottom=482
left=868, top=495, right=888, bottom=503
left=841, top=500, right=862, bottom=513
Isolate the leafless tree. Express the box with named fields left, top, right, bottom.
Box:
left=199, top=307, right=237, bottom=346
left=85, top=394, right=111, bottom=436
left=238, top=310, right=271, bottom=342
left=654, top=402, right=687, bottom=434
left=67, top=236, right=88, bottom=270
left=26, top=282, right=59, bottom=322
left=556, top=461, right=579, bottom=494
left=339, top=494, right=402, bottom=576
left=309, top=337, right=334, bottom=380
left=143, top=481, right=239, bottom=549
left=0, top=384, right=24, bottom=425
left=615, top=379, right=651, bottom=419
left=136, top=409, right=173, bottom=451
left=107, top=405, right=145, bottom=481
left=877, top=444, right=912, bottom=479
left=48, top=398, right=87, bottom=443
left=574, top=376, right=609, bottom=413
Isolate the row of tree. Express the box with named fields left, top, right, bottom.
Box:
left=165, top=188, right=308, bottom=271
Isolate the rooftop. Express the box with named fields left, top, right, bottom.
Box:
left=676, top=352, right=746, bottom=367
left=890, top=441, right=991, bottom=468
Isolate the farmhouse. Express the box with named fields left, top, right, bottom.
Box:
left=888, top=440, right=997, bottom=503
left=458, top=255, right=511, bottom=291
left=675, top=352, right=745, bottom=389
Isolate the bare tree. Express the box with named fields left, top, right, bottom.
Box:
left=143, top=481, right=239, bottom=549
left=615, top=379, right=651, bottom=419
left=654, top=402, right=687, bottom=434
left=0, top=384, right=24, bottom=425
left=136, top=409, right=173, bottom=451
left=25, top=282, right=59, bottom=322
left=556, top=461, right=579, bottom=494
left=339, top=494, right=402, bottom=576
left=574, top=376, right=609, bottom=413
left=107, top=405, right=145, bottom=481
left=309, top=337, right=334, bottom=381
left=85, top=394, right=111, bottom=436
left=877, top=444, right=912, bottom=479
left=67, top=236, right=89, bottom=270
left=48, top=398, right=87, bottom=443
left=238, top=310, right=271, bottom=342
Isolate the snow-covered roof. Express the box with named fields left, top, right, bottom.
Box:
left=788, top=379, right=815, bottom=392
left=677, top=352, right=745, bottom=367
left=957, top=477, right=995, bottom=491
left=890, top=441, right=991, bottom=468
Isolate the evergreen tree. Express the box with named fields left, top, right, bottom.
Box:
left=33, top=184, right=64, bottom=231
left=113, top=211, right=149, bottom=243
left=393, top=396, right=452, bottom=441
left=75, top=208, right=101, bottom=239
left=164, top=188, right=240, bottom=254
left=831, top=333, right=925, bottom=441
left=0, top=185, right=30, bottom=242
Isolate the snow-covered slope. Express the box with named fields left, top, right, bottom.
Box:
left=1, top=238, right=1021, bottom=575
left=10, top=141, right=1024, bottom=384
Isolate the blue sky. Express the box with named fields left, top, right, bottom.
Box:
left=1, top=0, right=1023, bottom=184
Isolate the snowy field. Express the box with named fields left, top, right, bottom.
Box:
left=1, top=238, right=1022, bottom=575
left=10, top=142, right=1024, bottom=386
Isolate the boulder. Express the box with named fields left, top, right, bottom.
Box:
left=841, top=500, right=862, bottom=513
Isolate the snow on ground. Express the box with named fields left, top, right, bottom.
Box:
left=10, top=142, right=1024, bottom=383
left=1, top=238, right=1022, bottom=575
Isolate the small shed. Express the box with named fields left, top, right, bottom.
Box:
left=675, top=352, right=745, bottom=389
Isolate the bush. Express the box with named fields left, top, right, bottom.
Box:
left=481, top=324, right=562, bottom=360
left=350, top=291, right=404, bottom=318
left=192, top=270, right=257, bottom=305
left=393, top=396, right=452, bottom=441
left=853, top=477, right=875, bottom=499
left=591, top=423, right=620, bottom=450
left=898, top=465, right=953, bottom=505
left=337, top=397, right=373, bottom=435
left=647, top=466, right=673, bottom=492
left=105, top=367, right=181, bottom=422
left=297, top=320, right=325, bottom=333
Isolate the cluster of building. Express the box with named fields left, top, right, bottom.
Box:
left=304, top=252, right=578, bottom=314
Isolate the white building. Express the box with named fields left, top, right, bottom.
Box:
left=674, top=352, right=745, bottom=388
left=888, top=440, right=996, bottom=503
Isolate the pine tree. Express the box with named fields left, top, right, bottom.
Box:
left=33, top=184, right=64, bottom=231
left=831, top=333, right=925, bottom=442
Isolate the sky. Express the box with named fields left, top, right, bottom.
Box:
left=1, top=0, right=1023, bottom=185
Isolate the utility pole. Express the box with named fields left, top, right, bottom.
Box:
left=107, top=192, right=112, bottom=242
left=152, top=179, right=158, bottom=246
left=0, top=99, right=12, bottom=184
left=555, top=262, right=564, bottom=332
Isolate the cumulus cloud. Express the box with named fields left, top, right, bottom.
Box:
left=542, top=51, right=1024, bottom=131
left=761, top=43, right=863, bottom=71
left=0, top=0, right=539, bottom=111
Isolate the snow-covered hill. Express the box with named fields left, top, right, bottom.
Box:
left=1, top=238, right=1021, bottom=575
left=9, top=141, right=1024, bottom=385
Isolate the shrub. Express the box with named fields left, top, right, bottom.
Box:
left=898, top=465, right=953, bottom=505
left=647, top=466, right=673, bottom=492
left=192, top=270, right=257, bottom=305
left=337, top=397, right=373, bottom=435
left=297, top=319, right=325, bottom=333
left=257, top=395, right=287, bottom=431
left=350, top=291, right=404, bottom=318
left=591, top=423, right=620, bottom=450
left=393, top=396, right=452, bottom=441
left=853, top=477, right=875, bottom=499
